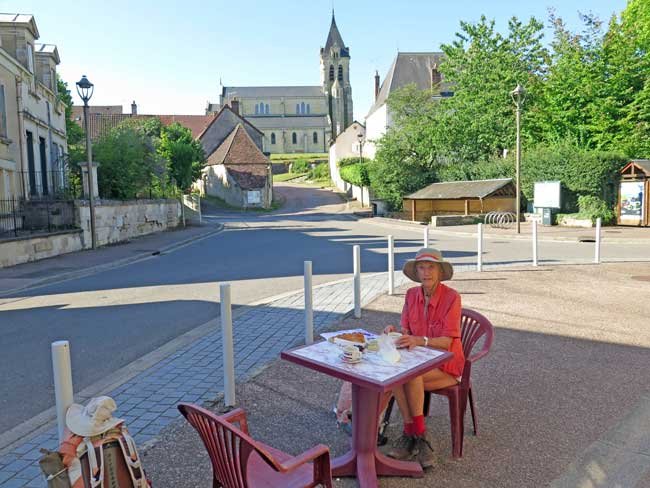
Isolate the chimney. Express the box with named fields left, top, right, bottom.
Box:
left=131, top=101, right=137, bottom=115
left=374, top=70, right=380, bottom=100
left=230, top=99, right=240, bottom=115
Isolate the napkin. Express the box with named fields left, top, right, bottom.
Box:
left=378, top=334, right=401, bottom=363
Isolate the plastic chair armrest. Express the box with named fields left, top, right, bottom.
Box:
left=277, top=444, right=330, bottom=473
left=467, top=345, right=490, bottom=363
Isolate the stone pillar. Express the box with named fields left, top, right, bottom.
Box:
left=80, top=162, right=100, bottom=199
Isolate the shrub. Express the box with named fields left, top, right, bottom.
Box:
left=291, top=159, right=310, bottom=173
left=577, top=195, right=616, bottom=224
left=338, top=156, right=371, bottom=168
left=340, top=163, right=370, bottom=187
left=309, top=163, right=330, bottom=180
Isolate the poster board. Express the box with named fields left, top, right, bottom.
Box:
left=247, top=190, right=261, bottom=204
left=619, top=181, right=644, bottom=222
left=534, top=181, right=561, bottom=209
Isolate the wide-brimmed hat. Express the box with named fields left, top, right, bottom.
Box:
left=65, top=396, right=123, bottom=437
left=403, top=247, right=454, bottom=283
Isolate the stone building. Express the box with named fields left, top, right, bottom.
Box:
left=0, top=13, right=67, bottom=199
left=210, top=13, right=353, bottom=154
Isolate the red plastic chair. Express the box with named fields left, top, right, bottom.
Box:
left=382, top=308, right=494, bottom=458
left=178, top=403, right=333, bottom=488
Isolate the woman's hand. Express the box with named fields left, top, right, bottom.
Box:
left=395, top=335, right=422, bottom=350
left=383, top=324, right=397, bottom=334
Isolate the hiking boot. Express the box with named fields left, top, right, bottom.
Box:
left=412, top=432, right=435, bottom=469
left=386, top=434, right=415, bottom=460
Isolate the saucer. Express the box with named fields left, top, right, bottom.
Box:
left=339, top=353, right=362, bottom=364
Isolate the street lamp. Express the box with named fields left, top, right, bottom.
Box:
left=510, top=84, right=526, bottom=234
left=357, top=132, right=365, bottom=206
left=76, top=75, right=97, bottom=249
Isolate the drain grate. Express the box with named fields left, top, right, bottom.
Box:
left=631, top=276, right=650, bottom=282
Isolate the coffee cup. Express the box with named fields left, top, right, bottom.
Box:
left=387, top=332, right=402, bottom=342
left=343, top=345, right=362, bottom=361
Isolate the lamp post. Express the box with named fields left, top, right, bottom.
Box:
left=357, top=132, right=365, bottom=206
left=510, top=84, right=526, bottom=234
left=76, top=75, right=97, bottom=249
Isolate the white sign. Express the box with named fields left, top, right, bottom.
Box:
left=620, top=181, right=644, bottom=221
left=534, top=181, right=561, bottom=209
left=247, top=190, right=261, bottom=204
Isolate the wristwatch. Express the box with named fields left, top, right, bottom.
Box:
left=423, top=336, right=429, bottom=347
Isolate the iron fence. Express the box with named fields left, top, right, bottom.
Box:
left=0, top=198, right=77, bottom=238
left=17, top=168, right=82, bottom=200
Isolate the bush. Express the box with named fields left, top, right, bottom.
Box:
left=291, top=159, right=310, bottom=173
left=577, top=195, right=616, bottom=224
left=338, top=157, right=371, bottom=168
left=340, top=163, right=370, bottom=187
left=309, top=163, right=330, bottom=180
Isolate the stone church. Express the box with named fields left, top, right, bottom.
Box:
left=208, top=13, right=353, bottom=154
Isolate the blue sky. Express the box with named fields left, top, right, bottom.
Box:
left=12, top=0, right=627, bottom=119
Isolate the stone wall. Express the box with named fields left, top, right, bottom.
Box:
left=76, top=199, right=181, bottom=247
left=0, top=230, right=83, bottom=268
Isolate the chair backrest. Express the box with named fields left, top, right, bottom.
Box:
left=178, top=403, right=280, bottom=488
left=460, top=308, right=494, bottom=363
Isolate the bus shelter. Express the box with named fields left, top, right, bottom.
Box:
left=618, top=160, right=650, bottom=226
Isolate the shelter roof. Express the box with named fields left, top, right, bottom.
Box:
left=621, top=159, right=650, bottom=176
left=405, top=178, right=514, bottom=200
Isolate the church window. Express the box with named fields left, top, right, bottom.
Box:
left=255, top=104, right=259, bottom=115
left=313, top=132, right=318, bottom=144
left=301, top=102, right=306, bottom=114
left=329, top=65, right=334, bottom=81
left=338, top=65, right=343, bottom=81
left=292, top=132, right=297, bottom=144
left=296, top=103, right=300, bottom=114
left=265, top=104, right=270, bottom=114
left=271, top=133, right=276, bottom=144
left=306, top=104, right=310, bottom=114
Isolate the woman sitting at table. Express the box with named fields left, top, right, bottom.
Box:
left=384, top=247, right=464, bottom=468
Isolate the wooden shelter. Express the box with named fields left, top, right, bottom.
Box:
left=403, top=178, right=516, bottom=222
left=618, top=160, right=650, bottom=226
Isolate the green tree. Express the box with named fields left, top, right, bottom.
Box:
left=157, top=123, right=205, bottom=190
left=57, top=77, right=86, bottom=166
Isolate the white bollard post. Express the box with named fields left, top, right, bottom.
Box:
left=594, top=217, right=601, bottom=264
left=52, top=341, right=74, bottom=445
left=353, top=245, right=361, bottom=318
left=197, top=195, right=202, bottom=224
left=423, top=226, right=429, bottom=248
left=220, top=283, right=236, bottom=407
left=477, top=223, right=483, bottom=272
left=387, top=236, right=395, bottom=296
left=304, top=261, right=314, bottom=344
left=532, top=220, right=538, bottom=267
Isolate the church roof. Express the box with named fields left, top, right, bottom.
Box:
left=323, top=12, right=349, bottom=57
left=223, top=86, right=323, bottom=98
left=245, top=115, right=329, bottom=130
left=367, top=52, right=449, bottom=117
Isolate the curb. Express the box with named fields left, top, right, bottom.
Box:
left=0, top=224, right=225, bottom=298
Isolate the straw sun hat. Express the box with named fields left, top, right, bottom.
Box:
left=65, top=396, right=124, bottom=437
left=402, top=247, right=454, bottom=283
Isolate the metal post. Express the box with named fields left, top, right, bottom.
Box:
left=83, top=103, right=97, bottom=249
left=304, top=261, right=313, bottom=344
left=11, top=197, right=17, bottom=237
left=197, top=195, right=202, bottom=224
left=220, top=283, right=236, bottom=407
left=477, top=223, right=483, bottom=272
left=52, top=341, right=74, bottom=445
left=423, top=225, right=429, bottom=248
left=594, top=217, right=601, bottom=264
left=532, top=220, right=538, bottom=267
left=181, top=197, right=186, bottom=227
left=515, top=99, right=521, bottom=234
left=387, top=235, right=394, bottom=295
left=353, top=245, right=361, bottom=318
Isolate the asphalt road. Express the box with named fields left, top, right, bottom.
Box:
left=1, top=183, right=648, bottom=436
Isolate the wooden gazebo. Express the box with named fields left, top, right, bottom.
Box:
left=403, top=178, right=516, bottom=222
left=618, top=160, right=650, bottom=226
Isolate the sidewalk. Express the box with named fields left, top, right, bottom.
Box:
left=367, top=216, right=650, bottom=244
left=2, top=260, right=649, bottom=486
left=0, top=222, right=223, bottom=297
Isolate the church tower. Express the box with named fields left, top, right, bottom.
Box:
left=320, top=11, right=353, bottom=142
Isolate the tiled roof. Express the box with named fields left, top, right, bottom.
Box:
left=222, top=86, right=324, bottom=98
left=206, top=124, right=269, bottom=190
left=367, top=52, right=451, bottom=117
left=201, top=105, right=263, bottom=138
left=406, top=179, right=514, bottom=200
left=156, top=115, right=216, bottom=139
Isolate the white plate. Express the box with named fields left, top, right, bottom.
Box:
left=339, top=353, right=362, bottom=364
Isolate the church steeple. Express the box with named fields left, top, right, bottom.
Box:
left=324, top=11, right=349, bottom=58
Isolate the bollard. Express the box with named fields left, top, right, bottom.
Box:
left=304, top=261, right=314, bottom=344
left=423, top=226, right=429, bottom=248
left=532, top=220, right=538, bottom=267
left=353, top=245, right=361, bottom=318
left=477, top=223, right=483, bottom=272
left=594, top=217, right=601, bottom=264
left=388, top=235, right=395, bottom=296
left=220, top=283, right=236, bottom=407
left=52, top=341, right=74, bottom=445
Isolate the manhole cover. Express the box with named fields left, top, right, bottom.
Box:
left=631, top=276, right=650, bottom=282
